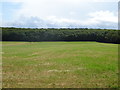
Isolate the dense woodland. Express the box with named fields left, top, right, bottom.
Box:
left=1, top=27, right=120, bottom=44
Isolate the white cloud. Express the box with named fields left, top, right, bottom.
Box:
left=2, top=0, right=118, bottom=19
left=46, top=11, right=118, bottom=26
left=88, top=11, right=117, bottom=23
left=15, top=0, right=88, bottom=18
left=2, top=10, right=117, bottom=29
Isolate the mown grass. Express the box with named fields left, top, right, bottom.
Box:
left=2, top=42, right=118, bottom=88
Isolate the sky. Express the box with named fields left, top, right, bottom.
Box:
left=0, top=0, right=119, bottom=29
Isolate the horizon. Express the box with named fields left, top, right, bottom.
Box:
left=1, top=27, right=118, bottom=30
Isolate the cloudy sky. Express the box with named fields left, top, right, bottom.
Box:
left=0, top=0, right=119, bottom=29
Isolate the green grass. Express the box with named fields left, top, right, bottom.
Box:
left=2, top=42, right=118, bottom=88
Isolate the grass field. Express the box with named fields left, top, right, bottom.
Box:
left=2, top=42, right=118, bottom=88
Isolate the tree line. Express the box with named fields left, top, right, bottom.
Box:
left=1, top=27, right=120, bottom=44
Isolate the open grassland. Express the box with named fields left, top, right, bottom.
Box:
left=2, top=42, right=118, bottom=88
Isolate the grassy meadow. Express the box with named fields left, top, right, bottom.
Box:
left=2, top=42, right=118, bottom=88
